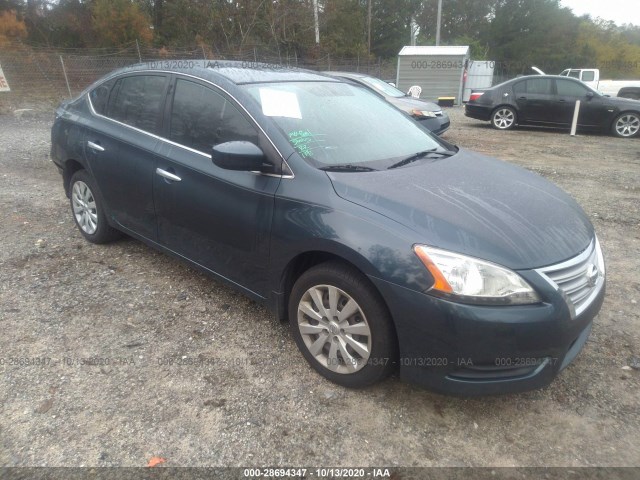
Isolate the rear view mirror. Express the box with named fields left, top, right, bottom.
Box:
left=212, top=141, right=266, bottom=171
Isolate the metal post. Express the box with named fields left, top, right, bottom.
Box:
left=59, top=55, right=72, bottom=99
left=254, top=47, right=257, bottom=62
left=201, top=45, right=207, bottom=60
left=313, top=0, right=320, bottom=45
left=367, top=0, right=372, bottom=55
left=570, top=100, right=581, bottom=136
left=135, top=39, right=142, bottom=62
left=436, top=0, right=443, bottom=46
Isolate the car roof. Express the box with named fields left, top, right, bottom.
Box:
left=103, top=60, right=339, bottom=85
left=325, top=71, right=369, bottom=80
left=509, top=74, right=584, bottom=82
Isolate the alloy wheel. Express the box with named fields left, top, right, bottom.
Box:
left=72, top=180, right=98, bottom=234
left=493, top=108, right=515, bottom=129
left=615, top=114, right=640, bottom=137
left=297, top=284, right=372, bottom=374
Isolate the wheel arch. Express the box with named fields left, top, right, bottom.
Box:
left=491, top=104, right=519, bottom=122
left=277, top=249, right=390, bottom=324
left=62, top=158, right=86, bottom=198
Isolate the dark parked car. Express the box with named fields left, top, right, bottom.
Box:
left=327, top=71, right=450, bottom=135
left=51, top=62, right=605, bottom=395
left=465, top=74, right=640, bottom=138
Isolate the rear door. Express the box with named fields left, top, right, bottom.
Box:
left=513, top=78, right=555, bottom=124
left=84, top=73, right=170, bottom=240
left=153, top=77, right=282, bottom=296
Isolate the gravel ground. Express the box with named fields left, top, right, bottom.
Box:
left=0, top=104, right=638, bottom=468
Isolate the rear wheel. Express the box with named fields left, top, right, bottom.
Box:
left=288, top=261, right=397, bottom=388
left=491, top=106, right=517, bottom=130
left=612, top=112, right=640, bottom=138
left=69, top=170, right=120, bottom=244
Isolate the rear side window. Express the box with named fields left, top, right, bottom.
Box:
left=524, top=78, right=552, bottom=95
left=169, top=79, right=258, bottom=153
left=581, top=71, right=595, bottom=82
left=108, top=75, right=168, bottom=133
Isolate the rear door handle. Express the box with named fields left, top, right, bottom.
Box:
left=87, top=141, right=105, bottom=152
left=518, top=96, right=527, bottom=100
left=156, top=168, right=181, bottom=182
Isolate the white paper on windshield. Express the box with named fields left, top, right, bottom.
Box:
left=259, top=88, right=302, bottom=119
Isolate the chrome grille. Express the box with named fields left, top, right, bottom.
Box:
left=536, top=238, right=605, bottom=318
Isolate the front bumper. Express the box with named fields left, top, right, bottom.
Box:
left=418, top=114, right=450, bottom=135
left=370, top=270, right=605, bottom=396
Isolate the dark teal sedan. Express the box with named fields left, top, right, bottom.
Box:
left=51, top=61, right=605, bottom=395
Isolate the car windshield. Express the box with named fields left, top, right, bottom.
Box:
left=358, top=76, right=406, bottom=98
left=243, top=81, right=443, bottom=169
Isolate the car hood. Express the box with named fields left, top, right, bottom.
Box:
left=327, top=149, right=593, bottom=270
left=604, top=95, right=640, bottom=106
left=386, top=96, right=441, bottom=112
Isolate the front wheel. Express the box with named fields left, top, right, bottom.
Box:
left=491, top=106, right=517, bottom=130
left=288, top=261, right=397, bottom=388
left=612, top=112, right=640, bottom=138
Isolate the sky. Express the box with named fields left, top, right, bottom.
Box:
left=560, top=0, right=640, bottom=26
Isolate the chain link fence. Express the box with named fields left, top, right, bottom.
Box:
left=0, top=41, right=397, bottom=106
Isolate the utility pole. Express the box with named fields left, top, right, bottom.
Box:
left=436, top=0, right=442, bottom=46
left=313, top=0, right=320, bottom=45
left=367, top=0, right=372, bottom=55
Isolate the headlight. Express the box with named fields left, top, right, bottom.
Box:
left=414, top=245, right=541, bottom=305
left=411, top=109, right=440, bottom=118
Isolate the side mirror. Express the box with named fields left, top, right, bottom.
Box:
left=212, top=141, right=267, bottom=171
left=586, top=91, right=594, bottom=99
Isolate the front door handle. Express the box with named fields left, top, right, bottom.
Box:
left=87, top=141, right=105, bottom=152
left=518, top=96, right=527, bottom=100
left=156, top=168, right=181, bottom=182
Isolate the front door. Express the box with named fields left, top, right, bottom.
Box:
left=153, top=77, right=282, bottom=297
left=553, top=78, right=612, bottom=128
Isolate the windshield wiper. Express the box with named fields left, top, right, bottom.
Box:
left=387, top=148, right=456, bottom=170
left=319, top=164, right=378, bottom=172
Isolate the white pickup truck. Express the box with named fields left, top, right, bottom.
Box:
left=532, top=67, right=640, bottom=99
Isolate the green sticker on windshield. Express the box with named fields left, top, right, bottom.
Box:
left=288, top=129, right=324, bottom=158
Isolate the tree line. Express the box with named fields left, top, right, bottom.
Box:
left=1, top=0, right=639, bottom=78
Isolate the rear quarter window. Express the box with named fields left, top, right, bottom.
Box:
left=89, top=78, right=117, bottom=115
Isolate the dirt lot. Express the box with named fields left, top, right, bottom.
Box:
left=0, top=104, right=638, bottom=469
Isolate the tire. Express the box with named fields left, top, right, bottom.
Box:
left=69, top=170, right=120, bottom=244
left=288, top=261, right=397, bottom=388
left=611, top=112, right=640, bottom=138
left=491, top=106, right=517, bottom=130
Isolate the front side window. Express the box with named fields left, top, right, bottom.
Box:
left=243, top=81, right=443, bottom=169
left=108, top=75, right=168, bottom=133
left=556, top=79, right=589, bottom=97
left=170, top=79, right=258, bottom=153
